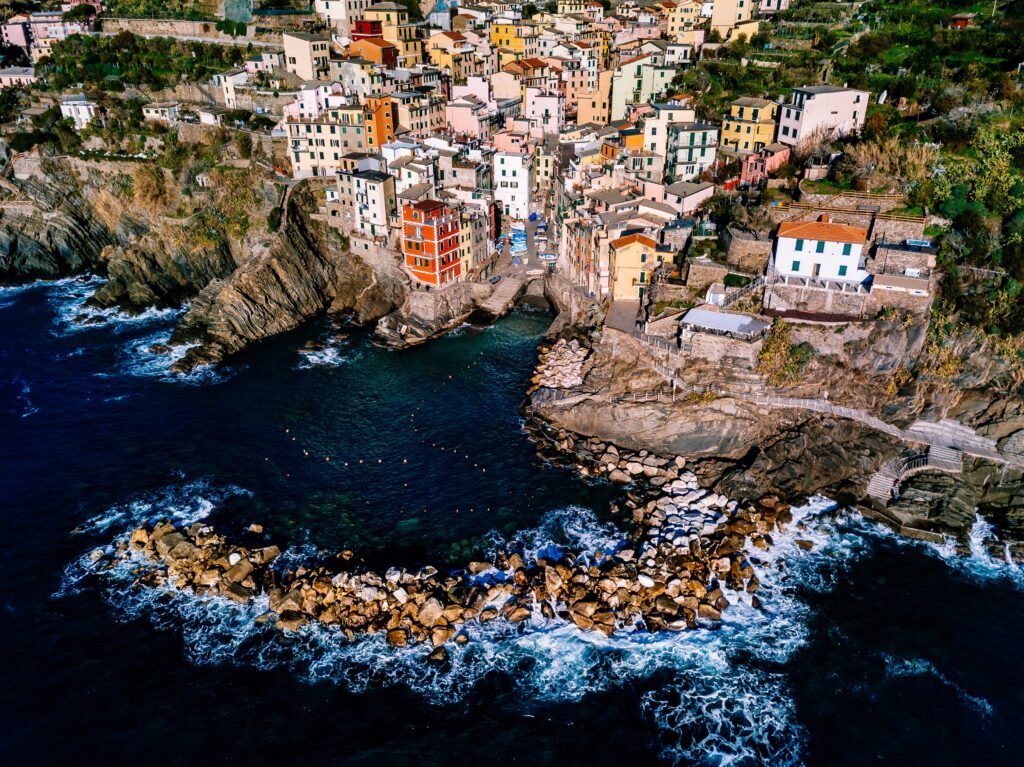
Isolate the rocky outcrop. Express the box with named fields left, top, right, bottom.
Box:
left=375, top=281, right=493, bottom=348
left=170, top=185, right=403, bottom=369
left=93, top=449, right=794, bottom=646
left=88, top=226, right=240, bottom=312
left=0, top=159, right=126, bottom=284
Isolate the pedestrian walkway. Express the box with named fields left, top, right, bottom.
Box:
left=605, top=326, right=1024, bottom=469
left=606, top=300, right=641, bottom=332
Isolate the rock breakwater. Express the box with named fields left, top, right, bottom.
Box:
left=529, top=338, right=589, bottom=392
left=93, top=453, right=792, bottom=653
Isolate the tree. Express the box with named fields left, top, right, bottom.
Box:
left=62, top=4, right=96, bottom=23
left=523, top=3, right=539, bottom=18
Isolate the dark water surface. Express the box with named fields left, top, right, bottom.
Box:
left=1, top=277, right=1023, bottom=766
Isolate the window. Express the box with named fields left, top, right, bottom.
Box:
left=816, top=241, right=825, bottom=253
left=842, top=243, right=852, bottom=256
left=791, top=260, right=800, bottom=272
left=838, top=265, right=848, bottom=277
left=795, top=238, right=804, bottom=251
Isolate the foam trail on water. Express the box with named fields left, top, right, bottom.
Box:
left=883, top=654, right=994, bottom=717
left=118, top=329, right=232, bottom=385
left=62, top=491, right=882, bottom=764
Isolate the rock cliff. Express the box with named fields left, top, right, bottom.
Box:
left=170, top=185, right=403, bottom=369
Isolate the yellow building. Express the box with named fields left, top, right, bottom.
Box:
left=610, top=234, right=661, bottom=300
left=490, top=23, right=524, bottom=54
left=665, top=0, right=703, bottom=43
left=722, top=97, right=778, bottom=154
left=363, top=2, right=423, bottom=67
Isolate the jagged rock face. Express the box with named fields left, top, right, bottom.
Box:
left=87, top=232, right=239, bottom=312
left=704, top=417, right=901, bottom=505
left=890, top=472, right=978, bottom=532
left=170, top=187, right=402, bottom=370
left=0, top=206, right=116, bottom=283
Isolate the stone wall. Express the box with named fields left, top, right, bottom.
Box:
left=679, top=330, right=762, bottom=370
left=799, top=189, right=904, bottom=212
left=723, top=227, right=772, bottom=274
left=763, top=283, right=872, bottom=318
left=99, top=17, right=279, bottom=44
left=869, top=285, right=933, bottom=313
left=871, top=217, right=928, bottom=243
left=686, top=259, right=729, bottom=293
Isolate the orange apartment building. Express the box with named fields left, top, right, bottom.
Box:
left=364, top=94, right=397, bottom=149
left=402, top=199, right=462, bottom=286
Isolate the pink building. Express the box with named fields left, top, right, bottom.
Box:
left=1, top=14, right=31, bottom=48
left=0, top=66, right=35, bottom=88
left=741, top=142, right=791, bottom=187
left=759, top=0, right=789, bottom=13
left=446, top=94, right=492, bottom=139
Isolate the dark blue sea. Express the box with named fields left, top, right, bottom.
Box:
left=2, top=276, right=1023, bottom=766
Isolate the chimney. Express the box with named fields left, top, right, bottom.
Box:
left=819, top=213, right=830, bottom=224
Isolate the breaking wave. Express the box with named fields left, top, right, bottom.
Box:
left=923, top=514, right=1024, bottom=588
left=46, top=276, right=182, bottom=335
left=58, top=487, right=882, bottom=764
left=118, top=329, right=233, bottom=385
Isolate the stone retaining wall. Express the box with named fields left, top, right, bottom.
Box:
left=99, top=17, right=279, bottom=44
left=686, top=260, right=729, bottom=293
left=763, top=282, right=872, bottom=317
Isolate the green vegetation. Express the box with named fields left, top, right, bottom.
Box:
left=653, top=298, right=694, bottom=315
left=757, top=320, right=815, bottom=386
left=723, top=273, right=751, bottom=288
left=102, top=0, right=213, bottom=20
left=38, top=32, right=245, bottom=92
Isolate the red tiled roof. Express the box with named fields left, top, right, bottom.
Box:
left=611, top=233, right=657, bottom=249
left=777, top=215, right=867, bottom=245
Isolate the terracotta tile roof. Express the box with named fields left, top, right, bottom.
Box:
left=611, top=233, right=657, bottom=249
left=352, top=37, right=395, bottom=49
left=619, top=53, right=651, bottom=67
left=777, top=216, right=867, bottom=245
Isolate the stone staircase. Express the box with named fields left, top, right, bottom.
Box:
left=866, top=445, right=963, bottom=503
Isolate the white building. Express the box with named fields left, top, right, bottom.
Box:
left=665, top=122, right=719, bottom=182
left=777, top=85, right=869, bottom=151
left=59, top=93, right=99, bottom=129
left=213, top=69, right=249, bottom=110
left=524, top=88, right=564, bottom=137
left=493, top=150, right=532, bottom=221
left=773, top=215, right=869, bottom=283
left=337, top=167, right=396, bottom=239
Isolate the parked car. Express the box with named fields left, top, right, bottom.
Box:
left=489, top=275, right=502, bottom=284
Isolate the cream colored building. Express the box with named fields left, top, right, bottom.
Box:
left=287, top=106, right=368, bottom=178
left=283, top=32, right=330, bottom=81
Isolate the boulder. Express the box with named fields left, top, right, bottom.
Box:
left=386, top=628, right=409, bottom=647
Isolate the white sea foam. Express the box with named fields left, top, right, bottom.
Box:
left=919, top=514, right=1024, bottom=588
left=57, top=480, right=251, bottom=597
left=117, top=329, right=234, bottom=385
left=13, top=376, right=39, bottom=418
left=45, top=275, right=182, bottom=335
left=61, top=492, right=880, bottom=764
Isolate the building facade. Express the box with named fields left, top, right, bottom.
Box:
left=402, top=199, right=462, bottom=286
